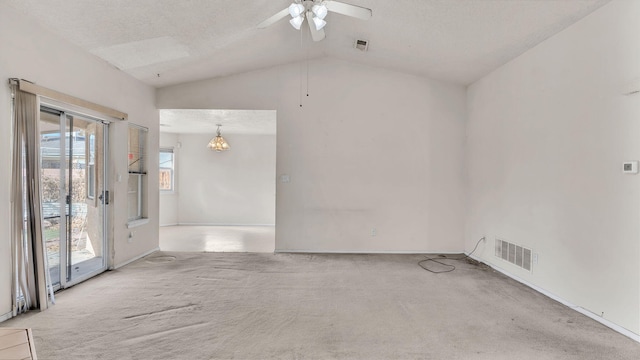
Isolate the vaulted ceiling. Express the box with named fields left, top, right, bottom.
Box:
left=5, top=0, right=610, bottom=88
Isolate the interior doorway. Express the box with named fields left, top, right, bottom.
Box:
left=39, top=106, right=109, bottom=289
left=158, top=109, right=276, bottom=252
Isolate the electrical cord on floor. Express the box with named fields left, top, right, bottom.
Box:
left=418, top=237, right=485, bottom=274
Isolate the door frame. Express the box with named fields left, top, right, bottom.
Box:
left=40, top=103, right=110, bottom=290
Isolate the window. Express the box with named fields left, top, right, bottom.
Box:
left=159, top=148, right=174, bottom=192
left=128, top=125, right=147, bottom=222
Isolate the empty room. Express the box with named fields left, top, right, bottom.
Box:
left=0, top=1, right=639, bottom=359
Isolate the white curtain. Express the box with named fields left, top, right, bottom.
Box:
left=10, top=81, right=50, bottom=314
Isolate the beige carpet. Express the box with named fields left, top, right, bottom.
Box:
left=2, top=252, right=639, bottom=359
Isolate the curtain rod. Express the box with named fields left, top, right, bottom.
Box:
left=8, top=78, right=128, bottom=120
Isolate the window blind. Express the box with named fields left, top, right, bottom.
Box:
left=128, top=125, right=147, bottom=175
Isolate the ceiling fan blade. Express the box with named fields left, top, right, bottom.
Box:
left=308, top=15, right=326, bottom=42
left=257, top=8, right=290, bottom=29
left=324, top=1, right=372, bottom=20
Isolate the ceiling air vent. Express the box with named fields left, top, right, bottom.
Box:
left=354, top=39, right=369, bottom=52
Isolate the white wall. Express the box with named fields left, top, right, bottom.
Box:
left=466, top=0, right=640, bottom=336
left=175, top=133, right=276, bottom=225
left=158, top=58, right=467, bottom=252
left=0, top=5, right=159, bottom=318
left=160, top=132, right=179, bottom=226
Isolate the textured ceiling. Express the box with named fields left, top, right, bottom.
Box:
left=5, top=0, right=611, bottom=88
left=159, top=109, right=277, bottom=135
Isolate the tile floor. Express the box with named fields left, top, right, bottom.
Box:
left=159, top=225, right=275, bottom=253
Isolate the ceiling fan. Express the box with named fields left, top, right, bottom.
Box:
left=258, top=0, right=372, bottom=42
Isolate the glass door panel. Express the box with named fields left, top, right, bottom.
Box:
left=40, top=108, right=108, bottom=289
left=40, top=110, right=64, bottom=287
left=68, top=117, right=105, bottom=280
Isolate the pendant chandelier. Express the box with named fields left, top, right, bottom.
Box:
left=207, top=124, right=230, bottom=152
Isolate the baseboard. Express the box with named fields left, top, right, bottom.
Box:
left=0, top=311, right=12, bottom=323
left=467, top=253, right=640, bottom=343
left=275, top=249, right=462, bottom=255
left=113, top=247, right=160, bottom=269
left=160, top=223, right=178, bottom=227
left=177, top=223, right=275, bottom=227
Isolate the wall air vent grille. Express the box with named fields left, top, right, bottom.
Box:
left=354, top=39, right=369, bottom=51
left=495, top=238, right=532, bottom=271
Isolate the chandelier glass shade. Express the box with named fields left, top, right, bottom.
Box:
left=288, top=3, right=305, bottom=17
left=312, top=16, right=326, bottom=30
left=290, top=15, right=304, bottom=30
left=312, top=4, right=328, bottom=19
left=207, top=125, right=230, bottom=152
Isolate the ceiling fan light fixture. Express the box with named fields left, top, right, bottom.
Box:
left=288, top=3, right=305, bottom=18
left=259, top=0, right=372, bottom=40
left=289, top=15, right=304, bottom=30
left=312, top=16, right=327, bottom=30
left=312, top=4, right=328, bottom=20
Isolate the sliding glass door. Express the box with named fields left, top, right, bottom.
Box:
left=40, top=107, right=108, bottom=289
